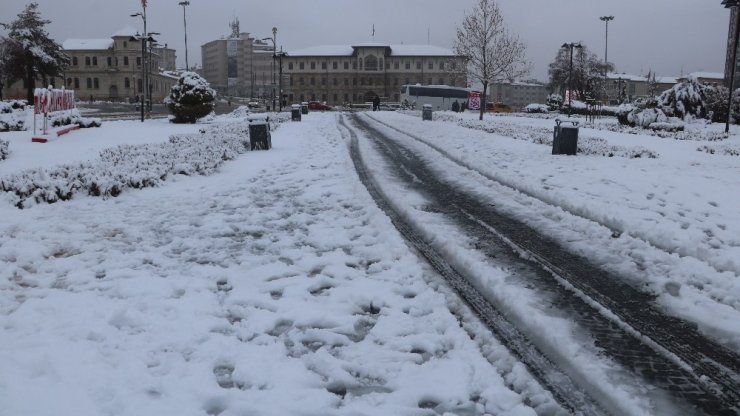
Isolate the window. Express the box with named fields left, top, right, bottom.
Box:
left=74, top=78, right=80, bottom=89
left=333, top=94, right=338, bottom=102
left=115, top=57, right=118, bottom=66
left=85, top=56, right=91, bottom=66
left=311, top=93, right=316, bottom=101
left=310, top=77, right=315, bottom=85
left=353, top=78, right=357, bottom=86
left=300, top=94, right=305, bottom=101
left=332, top=62, right=337, bottom=70
left=344, top=62, right=349, bottom=70
left=380, top=58, right=384, bottom=69
left=290, top=77, right=294, bottom=86
left=321, top=77, right=326, bottom=85
left=299, top=62, right=304, bottom=70
left=365, top=55, right=378, bottom=71
left=72, top=57, right=78, bottom=66
left=405, top=62, right=410, bottom=70
left=125, top=78, right=130, bottom=88
left=394, top=62, right=399, bottom=69
left=124, top=56, right=129, bottom=66
left=137, top=78, right=143, bottom=93
left=361, top=78, right=365, bottom=85
left=86, top=78, right=92, bottom=88
left=333, top=78, right=338, bottom=86
left=310, top=62, right=316, bottom=70
left=359, top=58, right=363, bottom=70
left=136, top=57, right=141, bottom=66
left=92, top=57, right=98, bottom=66
left=344, top=94, right=349, bottom=102
left=439, top=62, right=444, bottom=70
left=416, top=61, right=422, bottom=70
left=321, top=94, right=327, bottom=102
left=66, top=78, right=72, bottom=87
left=94, top=78, right=99, bottom=89
left=353, top=61, right=357, bottom=69
left=299, top=77, right=304, bottom=85
left=438, top=78, right=444, bottom=85
left=288, top=62, right=293, bottom=70
left=107, top=57, right=112, bottom=66
left=123, top=41, right=128, bottom=48
left=428, top=78, right=432, bottom=85
left=321, top=62, right=327, bottom=70
left=428, top=62, right=433, bottom=70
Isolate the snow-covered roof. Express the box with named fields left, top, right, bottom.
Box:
left=62, top=39, right=114, bottom=50
left=687, top=72, right=723, bottom=80
left=655, top=76, right=678, bottom=84
left=287, top=44, right=455, bottom=57
left=606, top=73, right=647, bottom=82
left=112, top=26, right=140, bottom=38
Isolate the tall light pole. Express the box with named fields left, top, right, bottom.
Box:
left=178, top=1, right=190, bottom=71
left=562, top=42, right=582, bottom=116
left=131, top=5, right=148, bottom=115
left=276, top=49, right=287, bottom=111
left=272, top=27, right=277, bottom=111
left=722, top=0, right=740, bottom=133
left=600, top=16, right=614, bottom=104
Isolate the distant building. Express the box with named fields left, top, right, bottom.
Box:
left=606, top=73, right=680, bottom=104
left=282, top=43, right=467, bottom=106
left=678, top=72, right=724, bottom=86
left=4, top=26, right=178, bottom=102
left=200, top=19, right=276, bottom=99
left=489, top=80, right=547, bottom=110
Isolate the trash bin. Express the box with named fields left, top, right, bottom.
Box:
left=248, top=116, right=271, bottom=151
left=422, top=104, right=433, bottom=121
left=301, top=102, right=309, bottom=115
left=552, top=118, right=579, bottom=155
left=291, top=104, right=302, bottom=121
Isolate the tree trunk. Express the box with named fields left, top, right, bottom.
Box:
left=479, top=81, right=488, bottom=121
left=25, top=64, right=36, bottom=104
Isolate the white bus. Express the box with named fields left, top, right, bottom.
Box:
left=399, top=84, right=477, bottom=111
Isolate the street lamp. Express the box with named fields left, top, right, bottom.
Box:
left=178, top=1, right=190, bottom=71
left=131, top=9, right=148, bottom=118
left=561, top=42, right=582, bottom=116
left=722, top=0, right=740, bottom=133
left=600, top=16, right=614, bottom=104
left=276, top=49, right=287, bottom=111
left=262, top=28, right=278, bottom=111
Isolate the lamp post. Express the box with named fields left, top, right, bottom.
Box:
left=131, top=8, right=148, bottom=117
left=722, top=0, right=740, bottom=133
left=600, top=16, right=614, bottom=104
left=130, top=33, right=147, bottom=122
left=276, top=49, right=287, bottom=111
left=178, top=1, right=190, bottom=71
left=561, top=42, right=582, bottom=116
left=262, top=29, right=278, bottom=111
left=147, top=32, right=160, bottom=112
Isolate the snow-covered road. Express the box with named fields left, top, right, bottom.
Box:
left=0, top=114, right=551, bottom=415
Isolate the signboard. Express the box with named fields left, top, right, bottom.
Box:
left=34, top=87, right=75, bottom=115
left=467, top=91, right=481, bottom=111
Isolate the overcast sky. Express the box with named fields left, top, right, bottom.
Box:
left=0, top=0, right=730, bottom=81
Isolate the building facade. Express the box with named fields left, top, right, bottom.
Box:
left=489, top=80, right=548, bottom=110
left=5, top=27, right=178, bottom=102
left=200, top=19, right=276, bottom=99
left=282, top=43, right=467, bottom=106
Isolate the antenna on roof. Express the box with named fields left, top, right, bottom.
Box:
left=427, top=27, right=430, bottom=45
left=372, top=24, right=375, bottom=39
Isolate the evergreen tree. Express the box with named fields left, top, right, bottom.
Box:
left=0, top=3, right=69, bottom=103
left=165, top=72, right=216, bottom=123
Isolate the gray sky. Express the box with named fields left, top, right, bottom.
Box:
left=0, top=0, right=730, bottom=81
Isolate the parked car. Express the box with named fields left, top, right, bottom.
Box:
left=308, top=101, right=332, bottom=111
left=486, top=102, right=512, bottom=113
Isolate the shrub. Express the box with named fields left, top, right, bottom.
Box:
left=525, top=103, right=549, bottom=113
left=165, top=72, right=216, bottom=123
left=0, top=139, right=9, bottom=160
left=546, top=94, right=562, bottom=111
left=659, top=78, right=708, bottom=120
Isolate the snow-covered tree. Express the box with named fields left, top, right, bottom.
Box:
left=703, top=84, right=729, bottom=123
left=546, top=93, right=563, bottom=111
left=165, top=72, right=216, bottom=123
left=548, top=44, right=611, bottom=102
left=454, top=0, right=528, bottom=120
left=659, top=78, right=709, bottom=121
left=0, top=3, right=69, bottom=103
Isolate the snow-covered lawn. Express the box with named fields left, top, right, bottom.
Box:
left=0, top=114, right=546, bottom=415
left=366, top=111, right=740, bottom=349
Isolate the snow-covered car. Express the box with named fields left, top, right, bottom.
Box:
left=308, top=101, right=332, bottom=111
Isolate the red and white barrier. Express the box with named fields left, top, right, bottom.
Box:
left=33, top=86, right=76, bottom=138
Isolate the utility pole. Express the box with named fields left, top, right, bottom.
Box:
left=562, top=42, right=582, bottom=116
left=600, top=16, right=614, bottom=104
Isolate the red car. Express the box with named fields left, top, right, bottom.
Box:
left=307, top=101, right=332, bottom=111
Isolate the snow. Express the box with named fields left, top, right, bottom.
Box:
left=62, top=39, right=114, bottom=50
left=288, top=44, right=454, bottom=57
left=0, top=112, right=550, bottom=415
left=1, top=106, right=738, bottom=415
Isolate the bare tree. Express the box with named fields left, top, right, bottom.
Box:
left=454, top=0, right=528, bottom=120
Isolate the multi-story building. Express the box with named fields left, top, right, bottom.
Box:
left=282, top=43, right=467, bottom=106
left=200, top=19, right=276, bottom=99
left=489, top=80, right=548, bottom=110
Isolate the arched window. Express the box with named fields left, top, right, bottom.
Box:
left=359, top=58, right=363, bottom=70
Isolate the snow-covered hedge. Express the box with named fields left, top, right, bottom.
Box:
left=455, top=118, right=658, bottom=159
left=0, top=116, right=286, bottom=208
left=0, top=139, right=9, bottom=161
left=49, top=109, right=102, bottom=128
left=0, top=100, right=28, bottom=113
left=525, top=103, right=549, bottom=113
left=696, top=143, right=740, bottom=156
left=0, top=111, right=27, bottom=132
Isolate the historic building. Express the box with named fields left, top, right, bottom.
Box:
left=200, top=19, right=276, bottom=99
left=282, top=43, right=467, bottom=106
left=5, top=27, right=178, bottom=102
